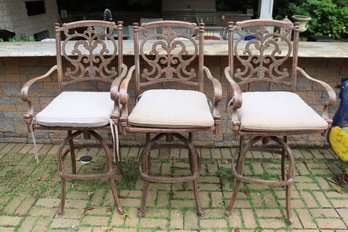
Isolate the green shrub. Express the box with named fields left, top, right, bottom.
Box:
left=5, top=33, right=36, bottom=42
left=288, top=0, right=348, bottom=39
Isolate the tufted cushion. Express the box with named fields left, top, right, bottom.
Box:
left=35, top=91, right=114, bottom=127
left=238, top=92, right=328, bottom=132
left=128, top=89, right=214, bottom=128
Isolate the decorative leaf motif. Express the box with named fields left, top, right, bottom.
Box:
left=234, top=25, right=292, bottom=85
left=62, top=26, right=118, bottom=81
left=140, top=26, right=198, bottom=85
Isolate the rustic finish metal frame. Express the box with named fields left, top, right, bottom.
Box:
left=20, top=20, right=127, bottom=214
left=119, top=20, right=222, bottom=217
left=224, top=19, right=336, bottom=224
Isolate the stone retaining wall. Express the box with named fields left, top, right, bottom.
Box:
left=0, top=56, right=346, bottom=147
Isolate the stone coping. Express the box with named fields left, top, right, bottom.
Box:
left=0, top=40, right=348, bottom=58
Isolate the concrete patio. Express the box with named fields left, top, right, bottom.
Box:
left=0, top=143, right=347, bottom=231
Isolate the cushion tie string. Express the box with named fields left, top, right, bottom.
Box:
left=109, top=119, right=120, bottom=163
left=29, top=120, right=39, bottom=162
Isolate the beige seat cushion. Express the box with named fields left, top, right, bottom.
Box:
left=35, top=91, right=113, bottom=127
left=238, top=92, right=328, bottom=132
left=128, top=89, right=214, bottom=128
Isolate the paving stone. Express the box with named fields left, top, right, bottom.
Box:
left=170, top=209, right=184, bottom=229
left=50, top=218, right=80, bottom=229
left=157, top=190, right=169, bottom=207
left=111, top=229, right=138, bottom=232
left=31, top=217, right=51, bottom=232
left=60, top=208, right=85, bottom=219
left=200, top=176, right=221, bottom=183
left=337, top=209, right=348, bottom=225
left=211, top=148, right=222, bottom=159
left=29, top=206, right=57, bottom=217
left=310, top=208, right=340, bottom=218
left=81, top=215, right=110, bottom=226
left=0, top=227, right=16, bottom=232
left=220, top=148, right=232, bottom=159
left=296, top=162, right=311, bottom=175
left=140, top=218, right=168, bottom=229
left=121, top=198, right=141, bottom=208
left=316, top=218, right=347, bottom=229
left=15, top=196, right=36, bottom=215
left=77, top=227, right=93, bottom=232
left=173, top=191, right=194, bottom=199
left=17, top=216, right=36, bottom=232
left=296, top=209, right=318, bottom=229
left=315, top=177, right=331, bottom=190
left=331, top=199, right=348, bottom=208
left=35, top=197, right=60, bottom=208
left=0, top=216, right=22, bottom=226
left=184, top=210, right=199, bottom=230
left=65, top=199, right=88, bottom=209
left=211, top=191, right=224, bottom=207
left=3, top=194, right=26, bottom=214
left=84, top=206, right=113, bottom=215
left=170, top=148, right=180, bottom=158
left=89, top=189, right=104, bottom=206
left=124, top=208, right=139, bottom=227
left=110, top=210, right=124, bottom=226
left=171, top=199, right=196, bottom=209
left=200, top=219, right=227, bottom=229
left=200, top=191, right=210, bottom=208
left=200, top=148, right=211, bottom=159
left=258, top=218, right=287, bottom=229
left=312, top=191, right=331, bottom=208
left=301, top=192, right=319, bottom=208
left=66, top=191, right=90, bottom=200
left=256, top=209, right=283, bottom=218
left=229, top=211, right=246, bottom=231
left=145, top=208, right=169, bottom=218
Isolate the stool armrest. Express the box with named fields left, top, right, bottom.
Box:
left=20, top=65, right=58, bottom=124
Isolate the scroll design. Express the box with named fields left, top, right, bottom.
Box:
left=140, top=26, right=198, bottom=85
left=234, top=25, right=293, bottom=85
left=61, top=26, right=118, bottom=82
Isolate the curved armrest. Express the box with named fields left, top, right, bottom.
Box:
left=202, top=66, right=222, bottom=120
left=20, top=65, right=58, bottom=124
left=224, top=66, right=242, bottom=110
left=297, top=67, right=336, bottom=121
left=119, top=65, right=136, bottom=123
left=110, top=63, right=128, bottom=122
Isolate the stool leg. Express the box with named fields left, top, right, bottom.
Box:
left=281, top=136, right=288, bottom=181
left=225, top=144, right=246, bottom=215
left=91, top=130, right=123, bottom=214
left=138, top=181, right=149, bottom=218
left=286, top=183, right=293, bottom=224
left=226, top=136, right=259, bottom=216
left=59, top=178, right=66, bottom=215
left=68, top=130, right=77, bottom=174
left=58, top=132, right=79, bottom=215
left=193, top=180, right=204, bottom=216
left=138, top=138, right=153, bottom=218
left=188, top=145, right=204, bottom=216
left=110, top=175, right=124, bottom=213
left=272, top=136, right=295, bottom=224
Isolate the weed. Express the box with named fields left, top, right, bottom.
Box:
left=117, top=161, right=140, bottom=192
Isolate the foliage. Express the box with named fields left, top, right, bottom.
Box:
left=288, top=0, right=348, bottom=39
left=6, top=33, right=36, bottom=42
left=117, top=161, right=140, bottom=192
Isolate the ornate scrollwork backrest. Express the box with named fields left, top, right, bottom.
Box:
left=55, top=20, right=123, bottom=90
left=134, top=21, right=203, bottom=93
left=228, top=20, right=299, bottom=90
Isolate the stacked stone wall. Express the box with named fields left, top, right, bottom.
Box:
left=0, top=56, right=346, bottom=147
